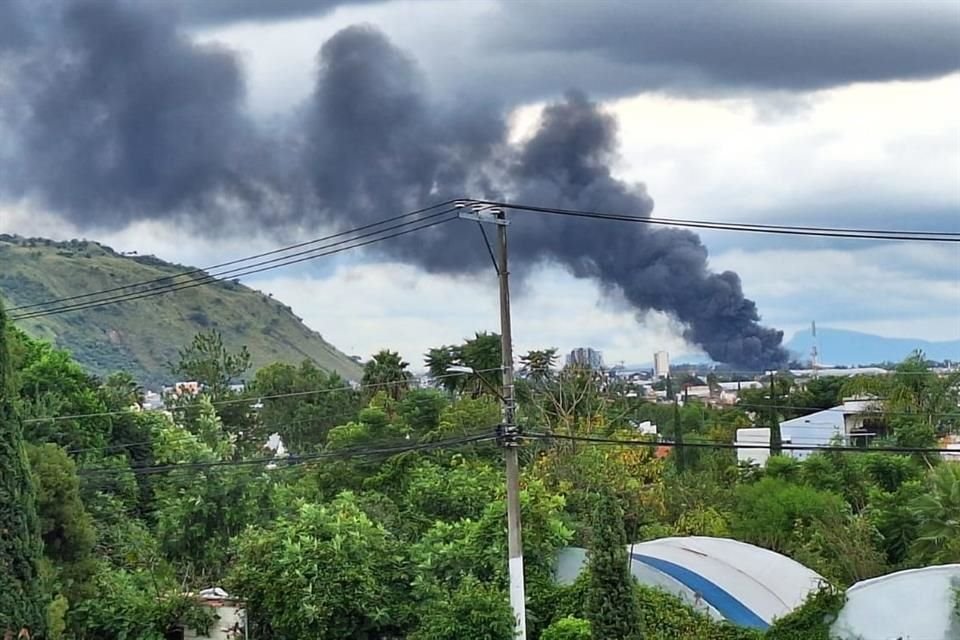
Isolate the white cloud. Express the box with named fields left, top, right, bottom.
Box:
left=247, top=262, right=697, bottom=369
left=611, top=75, right=960, bottom=221
left=710, top=243, right=960, bottom=340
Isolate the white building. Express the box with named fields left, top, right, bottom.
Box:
left=735, top=428, right=772, bottom=466
left=736, top=399, right=879, bottom=462
left=788, top=367, right=889, bottom=380
left=718, top=380, right=763, bottom=405
left=633, top=420, right=658, bottom=436
left=567, top=347, right=604, bottom=370
left=653, top=351, right=670, bottom=380
left=779, top=398, right=878, bottom=459
left=682, top=385, right=713, bottom=401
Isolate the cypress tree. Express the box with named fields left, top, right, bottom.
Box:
left=585, top=490, right=642, bottom=639
left=0, top=301, right=45, bottom=631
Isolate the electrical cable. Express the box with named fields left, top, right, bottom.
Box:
left=27, top=366, right=505, bottom=426
left=77, top=431, right=497, bottom=477
left=6, top=200, right=458, bottom=313
left=12, top=211, right=458, bottom=320
left=525, top=431, right=958, bottom=455
left=462, top=199, right=960, bottom=242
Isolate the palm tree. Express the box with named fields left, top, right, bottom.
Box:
left=460, top=332, right=503, bottom=398
left=844, top=351, right=960, bottom=432
left=362, top=350, right=413, bottom=400
left=910, top=463, right=960, bottom=563
left=424, top=346, right=462, bottom=394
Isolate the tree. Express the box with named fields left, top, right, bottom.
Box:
left=0, top=301, right=46, bottom=632
left=844, top=351, right=960, bottom=435
left=540, top=616, right=591, bottom=640
left=16, top=340, right=110, bottom=452
left=520, top=348, right=558, bottom=384
left=910, top=463, right=960, bottom=564
left=731, top=477, right=847, bottom=553
left=171, top=329, right=251, bottom=398
left=68, top=566, right=213, bottom=640
left=252, top=361, right=361, bottom=453
left=585, top=491, right=642, bottom=640
left=100, top=371, right=144, bottom=411
left=27, top=444, right=97, bottom=596
left=363, top=349, right=413, bottom=400
left=398, top=389, right=449, bottom=438
left=228, top=494, right=406, bottom=639
left=408, top=576, right=515, bottom=640
left=425, top=346, right=461, bottom=393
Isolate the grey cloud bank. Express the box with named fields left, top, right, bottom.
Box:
left=2, top=0, right=957, bottom=367
left=493, top=1, right=960, bottom=93
left=176, top=0, right=382, bottom=26
left=181, top=0, right=960, bottom=98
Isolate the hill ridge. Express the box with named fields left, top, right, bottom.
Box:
left=786, top=326, right=960, bottom=366
left=0, top=234, right=363, bottom=388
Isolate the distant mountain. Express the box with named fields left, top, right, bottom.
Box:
left=0, top=235, right=363, bottom=388
left=786, top=327, right=960, bottom=366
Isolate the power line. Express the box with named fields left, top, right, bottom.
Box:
left=525, top=431, right=958, bottom=455
left=463, top=199, right=960, bottom=242
left=62, top=408, right=365, bottom=456
left=736, top=402, right=959, bottom=419
left=6, top=200, right=458, bottom=313
left=77, top=431, right=497, bottom=477
left=11, top=211, right=458, bottom=321
left=25, top=366, right=505, bottom=425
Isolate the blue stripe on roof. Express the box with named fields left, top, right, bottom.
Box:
left=630, top=553, right=769, bottom=630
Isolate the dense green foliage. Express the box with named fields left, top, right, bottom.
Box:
left=0, top=301, right=46, bottom=633
left=1, top=315, right=957, bottom=638
left=539, top=616, right=591, bottom=640
left=0, top=235, right=362, bottom=387
left=585, top=491, right=642, bottom=639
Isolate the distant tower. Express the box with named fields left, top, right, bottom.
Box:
left=810, top=321, right=819, bottom=376
left=654, top=351, right=670, bottom=380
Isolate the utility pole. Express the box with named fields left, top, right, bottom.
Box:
left=769, top=371, right=782, bottom=456
left=497, top=209, right=527, bottom=640
left=458, top=203, right=527, bottom=639
left=674, top=383, right=684, bottom=472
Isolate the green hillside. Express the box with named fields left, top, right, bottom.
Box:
left=0, top=235, right=363, bottom=388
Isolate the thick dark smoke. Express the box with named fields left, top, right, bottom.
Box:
left=0, top=1, right=787, bottom=369
left=507, top=94, right=786, bottom=369
left=2, top=0, right=265, bottom=224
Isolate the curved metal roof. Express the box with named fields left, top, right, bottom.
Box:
left=832, top=564, right=960, bottom=640
left=554, top=536, right=825, bottom=629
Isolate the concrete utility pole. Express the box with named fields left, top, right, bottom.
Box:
left=769, top=371, right=782, bottom=456
left=497, top=209, right=527, bottom=640
left=457, top=203, right=527, bottom=639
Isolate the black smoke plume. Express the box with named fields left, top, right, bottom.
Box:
left=0, top=2, right=787, bottom=369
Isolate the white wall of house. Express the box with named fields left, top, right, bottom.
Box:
left=184, top=604, right=245, bottom=640
left=735, top=428, right=771, bottom=466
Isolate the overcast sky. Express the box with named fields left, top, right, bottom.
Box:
left=1, top=0, right=958, bottom=368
